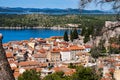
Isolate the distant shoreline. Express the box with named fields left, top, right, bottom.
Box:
left=0, top=26, right=81, bottom=30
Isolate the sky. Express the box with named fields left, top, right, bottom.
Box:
left=0, top=0, right=112, bottom=10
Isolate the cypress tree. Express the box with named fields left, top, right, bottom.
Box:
left=84, top=34, right=90, bottom=43
left=70, top=30, right=73, bottom=42
left=73, top=28, right=78, bottom=39
left=81, top=26, right=86, bottom=36
left=63, top=30, right=69, bottom=42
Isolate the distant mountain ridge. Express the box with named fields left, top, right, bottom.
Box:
left=0, top=7, right=113, bottom=14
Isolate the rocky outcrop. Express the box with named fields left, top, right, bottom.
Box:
left=87, top=21, right=120, bottom=47
left=0, top=34, right=15, bottom=80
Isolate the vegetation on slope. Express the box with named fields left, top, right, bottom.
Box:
left=0, top=14, right=116, bottom=28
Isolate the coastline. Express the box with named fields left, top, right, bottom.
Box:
left=0, top=26, right=82, bottom=30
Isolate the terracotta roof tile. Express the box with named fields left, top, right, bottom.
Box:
left=101, top=77, right=111, bottom=80
left=61, top=48, right=70, bottom=52
left=76, top=52, right=90, bottom=56
left=84, top=45, right=92, bottom=48
left=118, top=56, right=120, bottom=59
left=105, top=73, right=111, bottom=77
left=98, top=63, right=104, bottom=68
left=51, top=36, right=63, bottom=39
left=51, top=48, right=60, bottom=53
left=115, top=63, right=120, bottom=66
left=52, top=67, right=76, bottom=75
left=19, top=61, right=39, bottom=67
left=15, top=68, right=19, bottom=72
left=69, top=45, right=85, bottom=50
left=6, top=52, right=13, bottom=58
left=13, top=72, right=20, bottom=78
left=36, top=68, right=42, bottom=72
left=38, top=48, right=46, bottom=53
left=108, top=68, right=115, bottom=73
left=39, top=63, right=47, bottom=67
left=3, top=43, right=8, bottom=47
left=111, top=43, right=120, bottom=48
left=33, top=53, right=46, bottom=58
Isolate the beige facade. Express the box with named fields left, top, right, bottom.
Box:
left=47, top=48, right=61, bottom=62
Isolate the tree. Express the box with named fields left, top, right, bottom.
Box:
left=81, top=26, right=86, bottom=36
left=43, top=66, right=99, bottom=80
left=0, top=34, right=15, bottom=80
left=88, top=26, right=94, bottom=36
left=98, top=39, right=107, bottom=54
left=109, top=37, right=120, bottom=54
left=72, top=66, right=99, bottom=80
left=64, top=30, right=69, bottom=42
left=43, top=74, right=61, bottom=80
left=62, top=76, right=72, bottom=80
left=73, top=28, right=79, bottom=39
left=68, top=63, right=77, bottom=69
left=55, top=71, right=65, bottom=78
left=43, top=71, right=73, bottom=80
left=79, top=0, right=120, bottom=21
left=43, top=71, right=64, bottom=80
left=18, top=70, right=40, bottom=80
left=90, top=47, right=101, bottom=60
left=70, top=30, right=74, bottom=42
left=84, top=34, right=90, bottom=43
left=109, top=47, right=120, bottom=54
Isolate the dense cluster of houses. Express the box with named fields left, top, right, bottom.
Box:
left=3, top=36, right=92, bottom=79
left=97, top=54, right=120, bottom=80
left=3, top=36, right=120, bottom=80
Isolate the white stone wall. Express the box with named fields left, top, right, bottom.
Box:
left=60, top=51, right=71, bottom=61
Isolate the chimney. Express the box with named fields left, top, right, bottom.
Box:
left=0, top=33, right=15, bottom=80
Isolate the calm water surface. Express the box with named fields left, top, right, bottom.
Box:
left=0, top=29, right=80, bottom=43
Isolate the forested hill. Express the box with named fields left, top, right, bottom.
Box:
left=0, top=14, right=116, bottom=28
left=0, top=7, right=112, bottom=14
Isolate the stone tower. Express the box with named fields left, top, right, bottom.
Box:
left=0, top=34, right=15, bottom=80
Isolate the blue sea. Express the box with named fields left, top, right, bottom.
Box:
left=0, top=29, right=80, bottom=43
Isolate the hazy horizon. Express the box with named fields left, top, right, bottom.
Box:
left=0, top=0, right=113, bottom=10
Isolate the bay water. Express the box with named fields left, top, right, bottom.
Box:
left=0, top=29, right=80, bottom=43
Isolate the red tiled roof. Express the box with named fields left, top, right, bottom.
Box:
left=3, top=43, right=8, bottom=47
left=33, top=53, right=46, bottom=58
left=117, top=56, right=120, bottom=59
left=19, top=61, right=39, bottom=67
left=39, top=63, right=47, bottom=67
left=111, top=43, right=120, bottom=48
left=61, top=48, right=70, bottom=52
left=37, top=39, right=46, bottom=43
left=115, top=63, right=120, bottom=66
left=105, top=73, right=111, bottom=77
left=38, top=48, right=46, bottom=53
left=13, top=72, right=20, bottom=78
left=98, top=64, right=104, bottom=68
left=6, top=52, right=13, bottom=58
left=53, top=42, right=58, bottom=46
left=69, top=45, right=85, bottom=50
left=36, top=68, right=42, bottom=72
left=58, top=42, right=69, bottom=46
left=84, top=45, right=92, bottom=48
left=15, top=68, right=19, bottom=72
left=108, top=68, right=115, bottom=73
left=50, top=36, right=63, bottom=39
left=101, top=77, right=111, bottom=80
left=52, top=67, right=76, bottom=75
left=76, top=52, right=90, bottom=56
left=11, top=66, right=17, bottom=70
left=51, top=48, right=60, bottom=53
